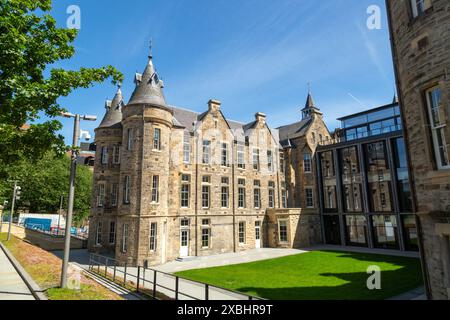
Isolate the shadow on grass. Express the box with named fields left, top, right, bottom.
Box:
left=238, top=267, right=423, bottom=300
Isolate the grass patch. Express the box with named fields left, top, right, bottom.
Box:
left=0, top=233, right=123, bottom=300
left=175, top=251, right=423, bottom=300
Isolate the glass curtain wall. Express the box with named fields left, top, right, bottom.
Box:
left=339, top=147, right=363, bottom=213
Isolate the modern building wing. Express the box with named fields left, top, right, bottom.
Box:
left=316, top=102, right=417, bottom=252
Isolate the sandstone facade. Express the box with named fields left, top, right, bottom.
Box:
left=88, top=52, right=330, bottom=267
left=386, top=0, right=450, bottom=299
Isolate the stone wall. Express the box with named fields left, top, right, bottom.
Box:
left=386, top=0, right=450, bottom=299
left=89, top=97, right=331, bottom=267
left=266, top=209, right=322, bottom=248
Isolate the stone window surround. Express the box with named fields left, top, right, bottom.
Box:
left=149, top=222, right=157, bottom=252
left=183, top=133, right=191, bottom=164
left=252, top=147, right=260, bottom=171
left=409, top=0, right=432, bottom=19
left=151, top=175, right=159, bottom=204
left=111, top=184, right=118, bottom=207
left=424, top=85, right=450, bottom=170
left=153, top=127, right=162, bottom=151
left=278, top=219, right=289, bottom=244
left=221, top=142, right=230, bottom=167
left=112, top=145, right=121, bottom=164
left=267, top=150, right=274, bottom=172
left=101, top=146, right=108, bottom=165
left=109, top=221, right=116, bottom=245
left=127, top=128, right=133, bottom=151
left=238, top=221, right=246, bottom=245
left=237, top=143, right=245, bottom=169
left=201, top=227, right=211, bottom=249
left=305, top=187, right=314, bottom=208
left=123, top=175, right=131, bottom=204
left=303, top=153, right=312, bottom=173
left=180, top=174, right=190, bottom=209
left=95, top=220, right=102, bottom=246
left=97, top=183, right=105, bottom=207
left=221, top=184, right=229, bottom=209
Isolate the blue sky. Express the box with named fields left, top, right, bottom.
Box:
left=48, top=0, right=396, bottom=144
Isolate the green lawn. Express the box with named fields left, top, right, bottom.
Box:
left=175, top=251, right=423, bottom=300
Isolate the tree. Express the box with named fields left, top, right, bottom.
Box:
left=0, top=152, right=93, bottom=226
left=0, top=0, right=123, bottom=171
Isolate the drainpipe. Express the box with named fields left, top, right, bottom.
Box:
left=194, top=131, right=199, bottom=257
left=232, top=140, right=236, bottom=253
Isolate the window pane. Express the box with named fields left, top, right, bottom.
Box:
left=345, top=215, right=367, bottom=247
left=365, top=141, right=393, bottom=212
left=339, top=146, right=363, bottom=212
left=402, top=215, right=419, bottom=251
left=393, top=138, right=413, bottom=212
left=372, top=215, right=398, bottom=249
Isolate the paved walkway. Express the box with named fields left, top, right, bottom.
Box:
left=53, top=248, right=304, bottom=300
left=155, top=248, right=305, bottom=273
left=303, top=245, right=421, bottom=258
left=0, top=247, right=35, bottom=300
left=387, top=286, right=426, bottom=300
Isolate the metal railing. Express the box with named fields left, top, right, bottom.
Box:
left=14, top=222, right=88, bottom=240
left=88, top=253, right=262, bottom=301
left=319, top=124, right=402, bottom=147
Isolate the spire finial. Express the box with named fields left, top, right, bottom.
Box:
left=307, top=81, right=312, bottom=94
left=149, top=38, right=153, bottom=59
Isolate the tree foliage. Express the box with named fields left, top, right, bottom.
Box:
left=0, top=0, right=123, bottom=169
left=0, top=152, right=93, bottom=226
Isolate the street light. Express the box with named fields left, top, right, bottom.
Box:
left=0, top=200, right=8, bottom=233
left=60, top=111, right=97, bottom=289
left=7, top=182, right=21, bottom=241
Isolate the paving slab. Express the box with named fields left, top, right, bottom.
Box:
left=0, top=245, right=35, bottom=300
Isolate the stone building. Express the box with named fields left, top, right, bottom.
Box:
left=386, top=0, right=450, bottom=299
left=88, top=51, right=330, bottom=266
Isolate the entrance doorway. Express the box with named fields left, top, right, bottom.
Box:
left=324, top=215, right=341, bottom=245
left=179, top=229, right=189, bottom=257
left=255, top=221, right=261, bottom=249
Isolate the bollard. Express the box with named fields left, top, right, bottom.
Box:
left=153, top=271, right=157, bottom=299
left=137, top=266, right=141, bottom=292
left=175, top=276, right=179, bottom=300
left=123, top=263, right=127, bottom=286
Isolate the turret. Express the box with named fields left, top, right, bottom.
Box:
left=301, top=90, right=323, bottom=120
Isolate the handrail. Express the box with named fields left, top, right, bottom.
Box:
left=318, top=124, right=402, bottom=147
left=89, top=253, right=262, bottom=300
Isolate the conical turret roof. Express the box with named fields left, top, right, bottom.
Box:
left=99, top=86, right=124, bottom=128
left=128, top=51, right=167, bottom=107
left=301, top=90, right=322, bottom=119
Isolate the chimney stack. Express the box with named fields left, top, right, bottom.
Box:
left=208, top=99, right=221, bottom=113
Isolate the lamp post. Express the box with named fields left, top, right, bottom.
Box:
left=7, top=182, right=21, bottom=241
left=0, top=200, right=7, bottom=233
left=57, top=195, right=63, bottom=236
left=60, top=112, right=96, bottom=289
